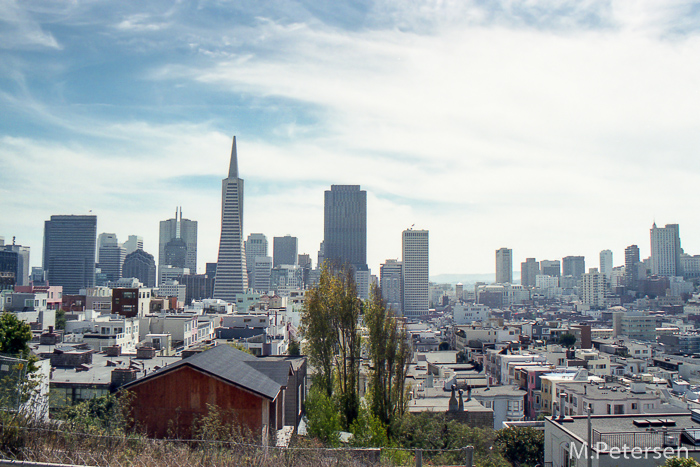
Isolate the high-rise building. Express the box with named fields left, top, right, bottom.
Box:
left=252, top=256, right=272, bottom=292
left=650, top=223, right=682, bottom=276
left=213, top=136, right=248, bottom=301
left=123, top=249, right=157, bottom=288
left=0, top=250, right=18, bottom=288
left=520, top=257, right=539, bottom=288
left=495, top=248, right=512, bottom=284
left=402, top=229, right=429, bottom=317
left=540, top=260, right=561, bottom=277
left=562, top=256, right=586, bottom=280
left=298, top=253, right=312, bottom=288
left=581, top=268, right=606, bottom=308
left=43, top=215, right=97, bottom=294
left=244, top=233, right=268, bottom=282
left=323, top=185, right=367, bottom=270
left=380, top=259, right=403, bottom=313
left=159, top=207, right=197, bottom=278
left=624, top=245, right=640, bottom=289
left=273, top=235, right=298, bottom=267
left=599, top=250, right=613, bottom=282
left=2, top=240, right=30, bottom=286
left=121, top=235, right=143, bottom=256
left=99, top=243, right=126, bottom=283
left=96, top=233, right=118, bottom=263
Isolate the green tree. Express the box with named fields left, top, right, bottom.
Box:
left=305, top=385, right=342, bottom=447
left=495, top=426, right=544, bottom=467
left=664, top=458, right=700, bottom=467
left=349, top=402, right=388, bottom=447
left=332, top=267, right=362, bottom=428
left=392, top=412, right=510, bottom=467
left=300, top=263, right=362, bottom=428
left=55, top=308, right=67, bottom=330
left=0, top=312, right=32, bottom=357
left=558, top=333, right=577, bottom=348
left=364, top=285, right=410, bottom=428
left=300, top=263, right=341, bottom=398
left=287, top=337, right=300, bottom=356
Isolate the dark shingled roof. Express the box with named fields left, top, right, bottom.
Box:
left=122, top=344, right=286, bottom=400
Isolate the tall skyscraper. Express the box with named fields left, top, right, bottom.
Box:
left=99, top=242, right=126, bottom=283
left=495, top=248, right=512, bottom=284
left=252, top=256, right=273, bottom=292
left=624, top=245, right=640, bottom=289
left=123, top=249, right=157, bottom=288
left=273, top=235, right=298, bottom=267
left=2, top=239, right=30, bottom=286
left=96, top=233, right=117, bottom=263
left=245, top=233, right=268, bottom=280
left=159, top=207, right=197, bottom=277
left=599, top=249, right=613, bottom=282
left=121, top=235, right=144, bottom=255
left=650, top=223, right=682, bottom=276
left=43, top=215, right=97, bottom=294
left=323, top=185, right=367, bottom=270
left=380, top=259, right=403, bottom=313
left=540, top=260, right=561, bottom=277
left=520, top=257, right=539, bottom=287
left=562, top=256, right=586, bottom=279
left=402, top=229, right=428, bottom=317
left=213, top=136, right=248, bottom=301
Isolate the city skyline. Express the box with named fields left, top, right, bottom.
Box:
left=3, top=2, right=700, bottom=276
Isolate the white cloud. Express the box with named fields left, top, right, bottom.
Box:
left=4, top=1, right=700, bottom=276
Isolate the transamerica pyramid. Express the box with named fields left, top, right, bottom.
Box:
left=212, top=136, right=248, bottom=301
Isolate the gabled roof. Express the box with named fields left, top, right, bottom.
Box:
left=122, top=344, right=285, bottom=400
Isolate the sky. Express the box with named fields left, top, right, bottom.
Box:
left=2, top=0, right=700, bottom=279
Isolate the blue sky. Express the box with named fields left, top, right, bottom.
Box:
left=2, top=0, right=700, bottom=277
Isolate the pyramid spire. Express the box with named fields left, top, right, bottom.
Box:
left=228, top=136, right=238, bottom=179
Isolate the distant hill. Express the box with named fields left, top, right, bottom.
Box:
left=429, top=272, right=521, bottom=285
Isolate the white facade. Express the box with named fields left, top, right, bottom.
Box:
left=82, top=315, right=140, bottom=352
left=581, top=268, right=605, bottom=308
left=495, top=247, right=513, bottom=284
left=402, top=229, right=429, bottom=317
left=650, top=222, right=681, bottom=276
left=453, top=303, right=490, bottom=324
left=599, top=249, right=613, bottom=281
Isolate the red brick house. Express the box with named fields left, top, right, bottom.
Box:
left=122, top=345, right=290, bottom=441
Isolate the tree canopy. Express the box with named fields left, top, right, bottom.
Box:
left=0, top=312, right=32, bottom=357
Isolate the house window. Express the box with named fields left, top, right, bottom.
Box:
left=614, top=405, right=624, bottom=415
left=631, top=403, right=638, bottom=410
left=607, top=404, right=611, bottom=414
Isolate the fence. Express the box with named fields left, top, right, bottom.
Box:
left=0, top=421, right=476, bottom=467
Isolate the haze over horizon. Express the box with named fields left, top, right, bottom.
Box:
left=2, top=1, right=700, bottom=277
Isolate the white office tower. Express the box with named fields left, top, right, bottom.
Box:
left=650, top=223, right=682, bottom=277
left=380, top=259, right=403, bottom=313
left=495, top=247, right=512, bottom=284
left=96, top=233, right=118, bottom=263
left=121, top=235, right=144, bottom=255
left=252, top=256, right=272, bottom=292
left=245, top=233, right=268, bottom=281
left=581, top=268, right=606, bottom=308
left=599, top=250, right=613, bottom=282
left=213, top=136, right=248, bottom=301
left=402, top=229, right=429, bottom=317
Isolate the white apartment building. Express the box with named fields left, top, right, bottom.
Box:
left=580, top=268, right=605, bottom=308
left=453, top=303, right=490, bottom=324
left=82, top=315, right=140, bottom=352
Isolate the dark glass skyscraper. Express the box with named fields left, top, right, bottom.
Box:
left=213, top=136, right=247, bottom=301
left=43, top=215, right=97, bottom=294
left=323, top=185, right=367, bottom=270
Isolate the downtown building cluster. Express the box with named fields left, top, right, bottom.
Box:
left=8, top=138, right=700, bottom=459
